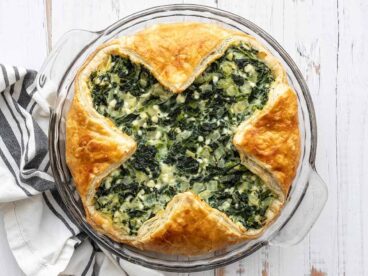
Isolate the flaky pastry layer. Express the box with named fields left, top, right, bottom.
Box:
left=66, top=23, right=300, bottom=255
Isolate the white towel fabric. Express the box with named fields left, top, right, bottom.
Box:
left=0, top=64, right=163, bottom=276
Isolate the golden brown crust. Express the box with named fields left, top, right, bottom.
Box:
left=233, top=85, right=300, bottom=195
left=66, top=41, right=137, bottom=200
left=86, top=191, right=282, bottom=255
left=66, top=99, right=135, bottom=199
left=66, top=22, right=301, bottom=255
left=138, top=192, right=244, bottom=255
left=120, top=23, right=241, bottom=92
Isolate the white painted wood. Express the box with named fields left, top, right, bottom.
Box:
left=51, top=0, right=180, bottom=46
left=273, top=1, right=339, bottom=275
left=336, top=0, right=368, bottom=275
left=1, top=0, right=368, bottom=275
left=0, top=0, right=47, bottom=69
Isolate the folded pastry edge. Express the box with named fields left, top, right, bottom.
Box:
left=65, top=24, right=300, bottom=255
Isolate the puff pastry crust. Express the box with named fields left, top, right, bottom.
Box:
left=66, top=22, right=300, bottom=255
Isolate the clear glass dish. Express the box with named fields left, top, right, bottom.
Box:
left=37, top=4, right=328, bottom=272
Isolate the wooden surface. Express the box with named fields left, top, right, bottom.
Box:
left=0, top=0, right=367, bottom=275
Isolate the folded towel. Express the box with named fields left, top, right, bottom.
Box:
left=0, top=64, right=162, bottom=276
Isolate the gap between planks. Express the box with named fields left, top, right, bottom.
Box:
left=44, top=0, right=52, bottom=53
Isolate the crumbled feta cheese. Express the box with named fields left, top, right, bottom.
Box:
left=109, top=99, right=117, bottom=108
left=151, top=115, right=158, bottom=123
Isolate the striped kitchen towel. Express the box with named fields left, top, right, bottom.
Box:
left=0, top=64, right=162, bottom=276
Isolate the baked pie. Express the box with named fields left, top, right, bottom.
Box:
left=66, top=23, right=300, bottom=255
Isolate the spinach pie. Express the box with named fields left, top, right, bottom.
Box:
left=66, top=23, right=300, bottom=255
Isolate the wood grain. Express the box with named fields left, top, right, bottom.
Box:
left=218, top=0, right=340, bottom=275
left=0, top=0, right=47, bottom=69
left=45, top=0, right=52, bottom=53
left=0, top=0, right=367, bottom=275
left=336, top=0, right=368, bottom=274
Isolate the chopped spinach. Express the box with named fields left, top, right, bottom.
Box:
left=91, top=42, right=276, bottom=235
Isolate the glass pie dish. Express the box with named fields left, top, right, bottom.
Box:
left=38, top=4, right=328, bottom=272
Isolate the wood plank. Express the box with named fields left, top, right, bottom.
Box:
left=336, top=0, right=368, bottom=274
left=45, top=0, right=52, bottom=53
left=51, top=0, right=179, bottom=45
left=0, top=0, right=47, bottom=69
left=216, top=2, right=290, bottom=275
left=218, top=0, right=339, bottom=275
left=276, top=1, right=339, bottom=274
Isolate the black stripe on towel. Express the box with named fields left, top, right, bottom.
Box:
left=42, top=192, right=76, bottom=236
left=0, top=141, right=31, bottom=196
left=81, top=250, right=96, bottom=276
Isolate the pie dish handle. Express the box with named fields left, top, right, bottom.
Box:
left=36, top=29, right=100, bottom=107
left=269, top=167, right=328, bottom=247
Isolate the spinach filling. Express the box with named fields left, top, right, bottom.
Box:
left=90, top=42, right=276, bottom=235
